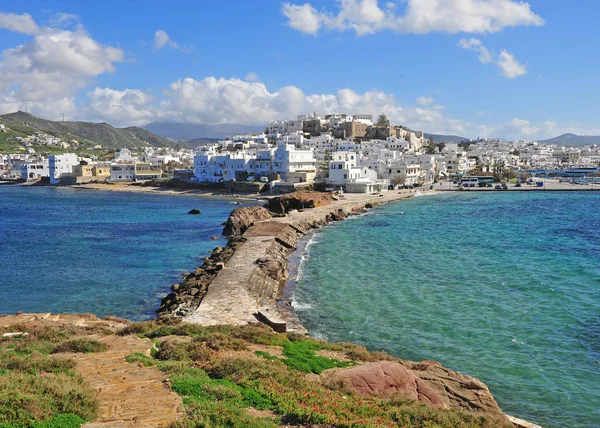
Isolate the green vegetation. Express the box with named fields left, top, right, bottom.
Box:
left=0, top=111, right=173, bottom=149
left=0, top=316, right=509, bottom=427
left=0, top=323, right=103, bottom=427
left=0, top=348, right=97, bottom=427
left=119, top=319, right=507, bottom=427
left=52, top=339, right=108, bottom=354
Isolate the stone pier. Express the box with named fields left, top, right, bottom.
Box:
left=182, top=189, right=421, bottom=331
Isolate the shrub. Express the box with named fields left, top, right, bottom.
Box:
left=52, top=339, right=108, bottom=354
left=1, top=351, right=76, bottom=374
left=156, top=341, right=189, bottom=361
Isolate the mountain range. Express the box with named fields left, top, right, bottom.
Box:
left=537, top=133, right=600, bottom=147
left=423, top=133, right=470, bottom=143
left=0, top=111, right=173, bottom=149
left=143, top=122, right=266, bottom=140
left=2, top=112, right=599, bottom=149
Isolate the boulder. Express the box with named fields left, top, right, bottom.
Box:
left=188, top=208, right=201, bottom=215
left=406, top=360, right=509, bottom=420
left=223, top=206, right=272, bottom=236
left=264, top=192, right=335, bottom=214
left=256, top=257, right=286, bottom=281
left=329, top=361, right=445, bottom=407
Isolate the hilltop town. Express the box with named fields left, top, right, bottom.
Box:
left=1, top=112, right=599, bottom=189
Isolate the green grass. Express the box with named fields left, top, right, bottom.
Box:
left=119, top=321, right=511, bottom=427
left=0, top=324, right=100, bottom=427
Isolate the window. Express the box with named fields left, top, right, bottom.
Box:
left=338, top=164, right=342, bottom=169
left=343, top=174, right=347, bottom=179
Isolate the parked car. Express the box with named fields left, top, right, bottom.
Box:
left=259, top=177, right=269, bottom=183
left=501, top=183, right=508, bottom=190
left=246, top=176, right=255, bottom=181
left=515, top=182, right=522, bottom=187
left=495, top=185, right=503, bottom=190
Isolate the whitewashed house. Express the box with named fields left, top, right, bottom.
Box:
left=20, top=160, right=49, bottom=180
left=272, top=144, right=316, bottom=183
left=110, top=164, right=135, bottom=181
left=49, top=153, right=78, bottom=184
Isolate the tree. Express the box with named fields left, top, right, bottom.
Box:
left=390, top=174, right=406, bottom=186
left=376, top=114, right=390, bottom=126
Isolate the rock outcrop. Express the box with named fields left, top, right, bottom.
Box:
left=222, top=206, right=271, bottom=237
left=328, top=361, right=445, bottom=407
left=328, top=360, right=511, bottom=425
left=264, top=192, right=335, bottom=214
left=406, top=360, right=508, bottom=418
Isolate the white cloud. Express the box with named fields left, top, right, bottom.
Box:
left=0, top=16, right=125, bottom=120
left=282, top=3, right=322, bottom=35
left=153, top=30, right=191, bottom=52
left=282, top=0, right=544, bottom=35
left=0, top=12, right=40, bottom=35
left=497, top=49, right=527, bottom=78
left=458, top=38, right=493, bottom=63
left=83, top=88, right=156, bottom=126
left=69, top=76, right=600, bottom=140
left=48, top=13, right=80, bottom=29
left=417, top=96, right=434, bottom=106
left=245, top=72, right=261, bottom=82
left=458, top=38, right=526, bottom=78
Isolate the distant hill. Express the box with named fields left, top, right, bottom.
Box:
left=0, top=111, right=173, bottom=149
left=143, top=122, right=266, bottom=140
left=537, top=133, right=600, bottom=147
left=424, top=133, right=470, bottom=143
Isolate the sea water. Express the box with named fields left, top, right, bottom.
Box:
left=0, top=186, right=237, bottom=320
left=294, top=191, right=600, bottom=428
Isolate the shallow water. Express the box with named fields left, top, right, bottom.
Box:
left=0, top=186, right=236, bottom=320
left=295, top=191, right=600, bottom=428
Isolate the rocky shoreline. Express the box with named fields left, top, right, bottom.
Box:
left=155, top=189, right=544, bottom=427
left=156, top=191, right=388, bottom=330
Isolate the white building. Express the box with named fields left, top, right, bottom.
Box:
left=273, top=144, right=316, bottom=183
left=20, top=160, right=49, bottom=180
left=110, top=164, right=135, bottom=181
left=353, top=114, right=373, bottom=126
left=49, top=153, right=78, bottom=184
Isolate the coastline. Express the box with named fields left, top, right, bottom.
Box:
left=158, top=189, right=544, bottom=427
left=2, top=180, right=268, bottom=201
left=160, top=189, right=423, bottom=331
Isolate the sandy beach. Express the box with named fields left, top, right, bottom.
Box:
left=69, top=182, right=266, bottom=201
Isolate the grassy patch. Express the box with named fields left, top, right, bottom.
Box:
left=0, top=369, right=96, bottom=426
left=167, top=368, right=278, bottom=427
left=52, top=339, right=108, bottom=354
left=0, top=324, right=101, bottom=427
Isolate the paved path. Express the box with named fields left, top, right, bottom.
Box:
left=78, top=334, right=184, bottom=427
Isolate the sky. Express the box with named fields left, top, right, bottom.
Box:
left=0, top=0, right=599, bottom=140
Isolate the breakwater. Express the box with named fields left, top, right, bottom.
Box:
left=158, top=190, right=419, bottom=331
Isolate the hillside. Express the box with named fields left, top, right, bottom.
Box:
left=143, top=121, right=266, bottom=140
left=0, top=111, right=174, bottom=149
left=424, top=133, right=470, bottom=143
left=538, top=133, right=600, bottom=146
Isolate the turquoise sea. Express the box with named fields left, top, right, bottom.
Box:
left=0, top=186, right=236, bottom=320
left=294, top=191, right=600, bottom=428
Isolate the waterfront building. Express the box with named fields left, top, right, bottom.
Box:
left=272, top=144, right=316, bottom=183
left=49, top=153, right=78, bottom=184
left=71, top=163, right=111, bottom=183
left=134, top=163, right=163, bottom=181
left=110, top=164, right=135, bottom=181
left=20, top=160, right=49, bottom=180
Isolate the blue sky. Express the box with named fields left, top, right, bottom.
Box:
left=0, top=0, right=598, bottom=140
